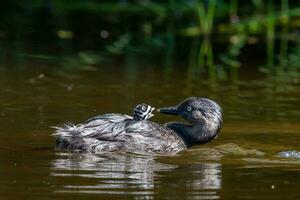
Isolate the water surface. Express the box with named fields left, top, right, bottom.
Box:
left=0, top=60, right=300, bottom=199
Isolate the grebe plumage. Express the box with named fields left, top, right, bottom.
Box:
left=54, top=97, right=222, bottom=154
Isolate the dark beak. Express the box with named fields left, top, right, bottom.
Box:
left=157, top=106, right=180, bottom=115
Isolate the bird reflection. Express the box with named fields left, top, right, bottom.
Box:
left=51, top=152, right=222, bottom=199
left=187, top=163, right=222, bottom=190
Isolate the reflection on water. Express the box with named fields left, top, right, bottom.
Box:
left=51, top=152, right=222, bottom=199
left=277, top=150, right=300, bottom=159
left=52, top=153, right=173, bottom=192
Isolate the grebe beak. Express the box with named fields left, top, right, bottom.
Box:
left=157, top=106, right=180, bottom=115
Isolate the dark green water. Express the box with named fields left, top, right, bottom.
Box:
left=0, top=60, right=300, bottom=199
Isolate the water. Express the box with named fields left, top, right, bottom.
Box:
left=0, top=60, right=300, bottom=199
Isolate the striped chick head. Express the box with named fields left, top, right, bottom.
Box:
left=133, top=103, right=155, bottom=121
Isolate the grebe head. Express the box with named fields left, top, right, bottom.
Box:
left=158, top=97, right=223, bottom=146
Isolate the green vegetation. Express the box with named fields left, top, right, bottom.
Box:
left=0, top=0, right=300, bottom=80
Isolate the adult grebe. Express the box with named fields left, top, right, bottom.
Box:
left=54, top=97, right=222, bottom=154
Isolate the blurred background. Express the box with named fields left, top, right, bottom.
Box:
left=1, top=0, right=300, bottom=121
left=1, top=0, right=300, bottom=78
left=1, top=1, right=300, bottom=199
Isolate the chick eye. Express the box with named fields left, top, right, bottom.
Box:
left=186, top=106, right=192, bottom=112
left=141, top=106, right=146, bottom=111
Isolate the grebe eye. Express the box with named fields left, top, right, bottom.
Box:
left=186, top=106, right=192, bottom=112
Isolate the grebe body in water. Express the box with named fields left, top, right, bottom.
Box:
left=54, top=97, right=222, bottom=154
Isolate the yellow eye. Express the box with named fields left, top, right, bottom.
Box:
left=186, top=106, right=192, bottom=112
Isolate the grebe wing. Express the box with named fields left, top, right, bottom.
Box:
left=54, top=114, right=132, bottom=139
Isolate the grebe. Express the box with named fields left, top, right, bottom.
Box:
left=54, top=97, right=222, bottom=154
